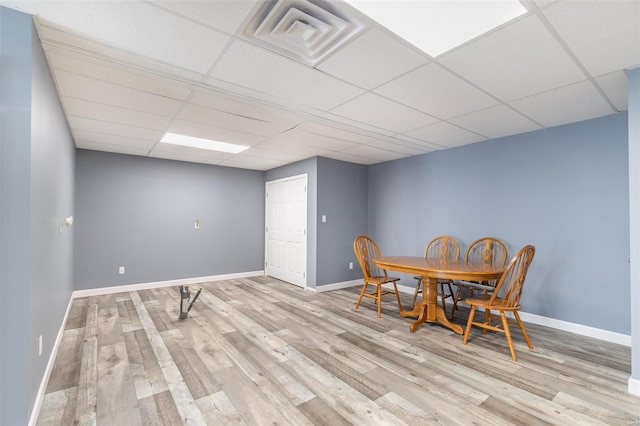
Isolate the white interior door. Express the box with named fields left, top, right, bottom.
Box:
left=265, top=174, right=307, bottom=288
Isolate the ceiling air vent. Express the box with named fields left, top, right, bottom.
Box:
left=243, top=0, right=364, bottom=66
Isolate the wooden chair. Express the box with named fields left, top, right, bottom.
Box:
left=353, top=235, right=403, bottom=317
left=462, top=245, right=536, bottom=361
left=411, top=236, right=459, bottom=315
left=450, top=237, right=508, bottom=318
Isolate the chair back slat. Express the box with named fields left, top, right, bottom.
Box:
left=425, top=236, right=460, bottom=261
left=464, top=237, right=508, bottom=287
left=465, top=237, right=508, bottom=267
left=489, top=245, right=535, bottom=308
left=354, top=235, right=387, bottom=280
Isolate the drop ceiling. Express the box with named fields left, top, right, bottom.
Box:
left=2, top=0, right=638, bottom=171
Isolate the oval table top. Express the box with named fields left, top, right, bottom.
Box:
left=374, top=256, right=504, bottom=281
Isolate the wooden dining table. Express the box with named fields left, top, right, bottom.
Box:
left=374, top=256, right=505, bottom=334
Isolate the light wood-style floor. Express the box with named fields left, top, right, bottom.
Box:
left=37, top=276, right=639, bottom=425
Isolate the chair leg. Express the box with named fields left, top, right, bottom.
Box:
left=514, top=311, right=534, bottom=349
left=437, top=282, right=447, bottom=316
left=451, top=286, right=462, bottom=318
left=445, top=281, right=454, bottom=319
left=483, top=308, right=491, bottom=334
left=411, top=279, right=422, bottom=309
left=355, top=281, right=368, bottom=310
left=463, top=306, right=476, bottom=344
left=377, top=285, right=382, bottom=318
left=500, top=311, right=517, bottom=361
left=392, top=282, right=403, bottom=313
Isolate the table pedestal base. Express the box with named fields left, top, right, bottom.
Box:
left=399, top=277, right=463, bottom=335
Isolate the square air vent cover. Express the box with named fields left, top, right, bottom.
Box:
left=243, top=0, right=364, bottom=66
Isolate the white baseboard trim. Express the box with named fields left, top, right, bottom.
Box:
left=313, top=281, right=418, bottom=294
left=516, top=311, right=631, bottom=347
left=72, top=270, right=265, bottom=299
left=629, top=377, right=640, bottom=396
left=312, top=279, right=362, bottom=293
left=29, top=295, right=74, bottom=426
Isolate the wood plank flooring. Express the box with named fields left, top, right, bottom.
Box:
left=36, top=276, right=640, bottom=425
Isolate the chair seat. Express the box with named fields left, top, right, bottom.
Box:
left=466, top=296, right=522, bottom=312
left=367, top=276, right=400, bottom=285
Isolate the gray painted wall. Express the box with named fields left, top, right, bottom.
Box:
left=1, top=8, right=32, bottom=424
left=369, top=112, right=630, bottom=334
left=265, top=157, right=318, bottom=288
left=29, top=21, right=76, bottom=416
left=316, top=157, right=368, bottom=285
left=0, top=7, right=75, bottom=424
left=74, top=150, right=265, bottom=290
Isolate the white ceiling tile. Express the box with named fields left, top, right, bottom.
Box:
left=389, top=134, right=442, bottom=151
left=209, top=40, right=364, bottom=111
left=38, top=24, right=203, bottom=81
left=150, top=1, right=259, bottom=35
left=448, top=105, right=542, bottom=139
left=217, top=158, right=283, bottom=171
left=542, top=1, right=640, bottom=77
left=55, top=70, right=183, bottom=117
left=316, top=28, right=427, bottom=89
left=32, top=2, right=231, bottom=74
left=439, top=15, right=586, bottom=103
left=254, top=138, right=333, bottom=157
left=509, top=80, right=615, bottom=128
left=342, top=145, right=409, bottom=162
left=72, top=130, right=158, bottom=150
left=295, top=121, right=373, bottom=144
left=329, top=93, right=439, bottom=133
left=176, top=103, right=292, bottom=137
left=167, top=119, right=266, bottom=147
left=63, top=97, right=171, bottom=131
left=367, top=140, right=430, bottom=156
left=268, top=129, right=360, bottom=151
left=241, top=147, right=306, bottom=162
left=532, top=1, right=559, bottom=9
left=48, top=52, right=192, bottom=101
left=189, top=91, right=302, bottom=127
left=319, top=112, right=397, bottom=137
left=68, top=116, right=165, bottom=141
left=404, top=122, right=487, bottom=148
left=220, top=154, right=285, bottom=166
left=374, top=63, right=500, bottom=119
left=75, top=140, right=150, bottom=157
left=148, top=151, right=225, bottom=166
left=151, top=143, right=235, bottom=160
left=595, top=71, right=628, bottom=112
left=321, top=152, right=378, bottom=165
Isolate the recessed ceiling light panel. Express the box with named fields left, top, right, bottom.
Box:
left=160, top=133, right=249, bottom=154
left=345, top=0, right=527, bottom=57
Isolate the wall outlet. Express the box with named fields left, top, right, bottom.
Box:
left=39, top=335, right=43, bottom=356
left=321, top=215, right=327, bottom=223
left=119, top=266, right=125, bottom=274
left=349, top=262, right=353, bottom=269
left=195, top=219, right=200, bottom=229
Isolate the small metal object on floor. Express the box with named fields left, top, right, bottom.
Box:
left=178, top=285, right=201, bottom=319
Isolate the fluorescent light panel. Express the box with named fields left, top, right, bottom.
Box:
left=160, top=132, right=249, bottom=154
left=345, top=0, right=527, bottom=57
